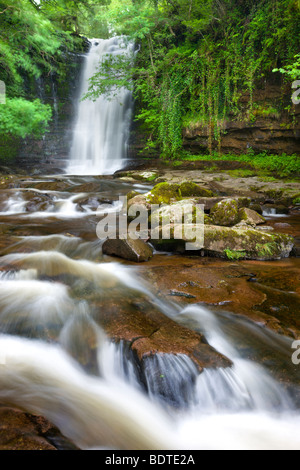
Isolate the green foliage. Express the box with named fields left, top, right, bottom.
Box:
left=0, top=98, right=52, bottom=138
left=0, top=0, right=105, bottom=139
left=273, top=54, right=300, bottom=81
left=224, top=249, right=246, bottom=260
left=255, top=242, right=277, bottom=258
left=180, top=151, right=300, bottom=177
left=87, top=0, right=300, bottom=160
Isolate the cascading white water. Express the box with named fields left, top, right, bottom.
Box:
left=66, top=37, right=134, bottom=176
left=0, top=175, right=299, bottom=450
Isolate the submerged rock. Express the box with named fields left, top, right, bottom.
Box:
left=102, top=237, right=153, bottom=262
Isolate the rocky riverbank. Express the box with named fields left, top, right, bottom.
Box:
left=108, top=169, right=299, bottom=262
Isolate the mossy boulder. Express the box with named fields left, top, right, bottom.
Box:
left=146, top=183, right=181, bottom=205
left=203, top=226, right=294, bottom=260
left=150, top=200, right=207, bottom=226
left=210, top=199, right=239, bottom=227
left=179, top=182, right=214, bottom=198
left=150, top=224, right=294, bottom=260
left=238, top=207, right=266, bottom=227
left=131, top=171, right=158, bottom=182
left=234, top=197, right=251, bottom=209
left=126, top=190, right=141, bottom=202
left=146, top=182, right=214, bottom=205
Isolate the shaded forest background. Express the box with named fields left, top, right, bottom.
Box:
left=0, top=0, right=299, bottom=168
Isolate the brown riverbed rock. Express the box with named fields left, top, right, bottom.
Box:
left=0, top=405, right=77, bottom=450
left=139, top=254, right=300, bottom=341
left=96, top=295, right=232, bottom=373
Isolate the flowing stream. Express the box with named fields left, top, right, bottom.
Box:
left=0, top=39, right=299, bottom=450
left=0, top=174, right=299, bottom=450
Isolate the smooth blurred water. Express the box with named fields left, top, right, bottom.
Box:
left=66, top=37, right=134, bottom=176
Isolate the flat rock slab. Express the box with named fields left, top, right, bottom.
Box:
left=96, top=296, right=232, bottom=372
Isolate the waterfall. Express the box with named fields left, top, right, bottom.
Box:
left=66, top=37, right=134, bottom=176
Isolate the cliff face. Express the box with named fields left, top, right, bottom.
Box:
left=0, top=38, right=90, bottom=173
left=184, top=80, right=300, bottom=156
left=129, top=79, right=300, bottom=159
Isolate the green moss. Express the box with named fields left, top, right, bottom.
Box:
left=292, top=194, right=300, bottom=205
left=226, top=169, right=256, bottom=178
left=147, top=182, right=214, bottom=204
left=127, top=190, right=141, bottom=202
left=264, top=189, right=284, bottom=199
left=210, top=199, right=239, bottom=227
left=147, top=183, right=181, bottom=204
left=179, top=182, right=214, bottom=198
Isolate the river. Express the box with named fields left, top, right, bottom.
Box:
left=0, top=173, right=299, bottom=450
left=0, top=37, right=299, bottom=451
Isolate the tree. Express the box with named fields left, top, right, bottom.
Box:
left=85, top=0, right=300, bottom=160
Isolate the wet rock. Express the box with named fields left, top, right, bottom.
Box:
left=97, top=297, right=232, bottom=374
left=210, top=199, right=239, bottom=227
left=169, top=290, right=196, bottom=299
left=102, top=237, right=153, bottom=262
left=238, top=207, right=266, bottom=227
left=21, top=190, right=54, bottom=213
left=0, top=405, right=77, bottom=450
left=27, top=181, right=70, bottom=192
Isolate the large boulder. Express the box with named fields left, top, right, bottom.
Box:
left=210, top=199, right=239, bottom=227
left=151, top=224, right=294, bottom=260
left=127, top=194, right=152, bottom=212
left=102, top=237, right=153, bottom=263
left=150, top=200, right=206, bottom=226
left=238, top=207, right=266, bottom=227
left=127, top=183, right=215, bottom=218
left=146, top=182, right=214, bottom=205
